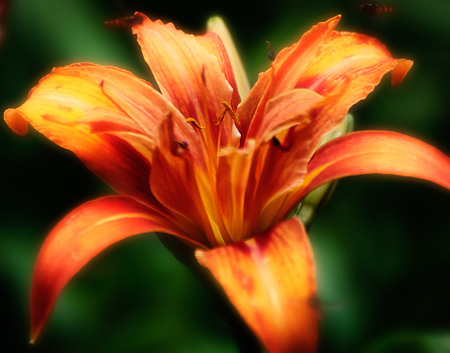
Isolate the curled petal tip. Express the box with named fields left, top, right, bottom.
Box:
left=328, top=14, right=342, bottom=26
left=4, top=108, right=29, bottom=135
left=391, top=59, right=413, bottom=87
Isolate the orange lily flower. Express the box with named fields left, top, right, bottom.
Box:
left=4, top=12, right=450, bottom=352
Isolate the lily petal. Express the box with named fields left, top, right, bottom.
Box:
left=253, top=88, right=323, bottom=143
left=196, top=217, right=319, bottom=353
left=30, top=195, right=193, bottom=344
left=238, top=15, right=412, bottom=144
left=253, top=122, right=314, bottom=233
left=150, top=114, right=213, bottom=246
left=196, top=29, right=241, bottom=110
left=132, top=13, right=233, bottom=134
left=95, top=67, right=200, bottom=155
left=206, top=16, right=250, bottom=100
left=237, top=16, right=340, bottom=139
left=4, top=63, right=162, bottom=202
left=301, top=131, right=450, bottom=199
left=294, top=32, right=413, bottom=139
left=216, top=141, right=258, bottom=242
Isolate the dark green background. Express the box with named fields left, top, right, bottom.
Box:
left=1, top=0, right=449, bottom=352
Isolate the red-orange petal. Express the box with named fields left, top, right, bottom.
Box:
left=251, top=123, right=314, bottom=233
left=30, top=195, right=193, bottom=344
left=237, top=16, right=340, bottom=140
left=251, top=88, right=323, bottom=143
left=196, top=217, right=319, bottom=353
left=150, top=114, right=213, bottom=246
left=391, top=59, right=414, bottom=87
left=94, top=68, right=201, bottom=160
left=132, top=13, right=233, bottom=134
left=3, top=63, right=163, bottom=203
left=301, top=131, right=450, bottom=198
left=294, top=31, right=413, bottom=140
left=238, top=15, right=413, bottom=145
left=196, top=31, right=240, bottom=110
left=216, top=141, right=258, bottom=242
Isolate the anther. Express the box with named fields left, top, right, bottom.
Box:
left=266, top=41, right=276, bottom=62
left=104, top=15, right=144, bottom=28
left=186, top=118, right=206, bottom=130
left=216, top=101, right=240, bottom=126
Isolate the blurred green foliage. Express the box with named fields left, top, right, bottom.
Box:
left=1, top=0, right=449, bottom=352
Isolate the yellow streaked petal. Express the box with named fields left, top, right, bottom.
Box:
left=249, top=88, right=323, bottom=143
left=30, top=195, right=192, bottom=343
left=303, top=130, right=450, bottom=195
left=196, top=217, right=319, bottom=353
left=150, top=114, right=214, bottom=246
left=294, top=30, right=413, bottom=140
left=277, top=131, right=450, bottom=220
left=237, top=16, right=340, bottom=141
left=131, top=13, right=233, bottom=133
left=4, top=63, right=158, bottom=202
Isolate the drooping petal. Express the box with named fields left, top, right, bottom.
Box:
left=4, top=63, right=167, bottom=202
left=274, top=131, right=450, bottom=218
left=196, top=217, right=319, bottom=353
left=30, top=195, right=196, bottom=344
left=132, top=13, right=233, bottom=136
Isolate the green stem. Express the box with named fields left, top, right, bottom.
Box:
left=157, top=234, right=264, bottom=353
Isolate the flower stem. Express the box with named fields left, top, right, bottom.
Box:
left=157, top=234, right=264, bottom=353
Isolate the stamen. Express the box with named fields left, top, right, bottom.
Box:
left=265, top=42, right=276, bottom=102
left=266, top=41, right=276, bottom=62
left=104, top=15, right=144, bottom=27
left=216, top=107, right=227, bottom=126
left=186, top=118, right=206, bottom=130
left=216, top=101, right=240, bottom=126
